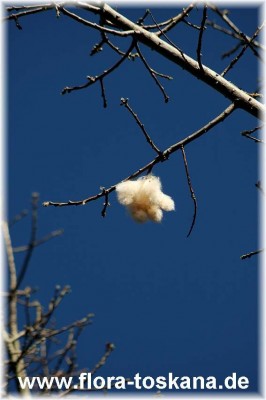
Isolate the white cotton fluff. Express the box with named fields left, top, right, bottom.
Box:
left=116, top=175, right=175, bottom=223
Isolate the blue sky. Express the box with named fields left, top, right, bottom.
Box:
left=7, top=4, right=261, bottom=394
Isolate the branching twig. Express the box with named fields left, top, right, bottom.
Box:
left=155, top=4, right=195, bottom=36
left=241, top=125, right=264, bottom=143
left=43, top=103, right=236, bottom=208
left=4, top=5, right=54, bottom=22
left=196, top=5, right=208, bottom=72
left=135, top=42, right=170, bottom=102
left=221, top=24, right=264, bottom=77
left=60, top=6, right=134, bottom=37
left=120, top=98, right=162, bottom=155
left=206, top=19, right=265, bottom=51
left=181, top=145, right=198, bottom=237
left=61, top=40, right=135, bottom=95
left=208, top=4, right=262, bottom=60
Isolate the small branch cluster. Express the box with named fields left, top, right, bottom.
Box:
left=3, top=195, right=115, bottom=395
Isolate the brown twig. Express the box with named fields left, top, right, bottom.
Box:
left=60, top=6, right=134, bottom=37
left=15, top=193, right=39, bottom=291
left=43, top=103, right=236, bottom=208
left=208, top=4, right=262, bottom=59
left=61, top=40, right=135, bottom=95
left=135, top=42, right=170, bottom=102
left=101, top=189, right=110, bottom=217
left=155, top=4, right=195, bottom=36
left=196, top=5, right=208, bottom=72
left=206, top=19, right=265, bottom=51
left=240, top=249, right=264, bottom=260
left=8, top=209, right=28, bottom=228
left=90, top=343, right=115, bottom=376
left=120, top=98, right=162, bottom=155
left=13, top=229, right=64, bottom=253
left=181, top=145, right=198, bottom=237
left=99, top=78, right=107, bottom=108
left=221, top=42, right=242, bottom=59
left=221, top=24, right=264, bottom=77
left=4, top=5, right=54, bottom=22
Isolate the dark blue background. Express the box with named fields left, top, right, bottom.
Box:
left=7, top=4, right=260, bottom=394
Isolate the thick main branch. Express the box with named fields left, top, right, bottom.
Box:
left=102, top=4, right=264, bottom=119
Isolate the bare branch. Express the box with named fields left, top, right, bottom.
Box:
left=13, top=229, right=64, bottom=253
left=221, top=24, right=264, bottom=78
left=206, top=19, right=265, bottom=51
left=155, top=4, right=195, bottom=36
left=120, top=97, right=162, bottom=155
left=15, top=193, right=39, bottom=291
left=8, top=209, right=28, bottom=228
left=101, top=189, right=110, bottom=217
left=4, top=5, right=54, bottom=22
left=196, top=5, right=208, bottom=72
left=43, top=103, right=236, bottom=208
left=59, top=6, right=134, bottom=37
left=99, top=78, right=107, bottom=108
left=90, top=343, right=115, bottom=375
left=181, top=145, right=198, bottom=237
left=102, top=4, right=264, bottom=119
left=221, top=42, right=242, bottom=59
left=240, top=249, right=264, bottom=260
left=135, top=42, right=170, bottom=102
left=208, top=4, right=262, bottom=58
left=3, top=222, right=29, bottom=394
left=61, top=40, right=135, bottom=95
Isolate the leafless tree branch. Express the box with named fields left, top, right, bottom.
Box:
left=43, top=103, right=236, bottom=208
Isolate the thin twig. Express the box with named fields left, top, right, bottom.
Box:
left=241, top=126, right=263, bottom=144
left=15, top=193, right=39, bottom=291
left=182, top=19, right=202, bottom=30
left=146, top=9, right=188, bottom=56
left=61, top=40, right=135, bottom=95
left=120, top=98, right=162, bottom=155
left=221, top=24, right=264, bottom=77
left=208, top=4, right=262, bottom=58
left=240, top=249, right=264, bottom=260
left=221, top=42, right=242, bottom=59
left=90, top=343, right=115, bottom=375
left=136, top=9, right=150, bottom=26
left=196, top=5, right=208, bottom=72
left=101, top=189, right=110, bottom=217
left=206, top=19, right=265, bottom=51
left=43, top=103, right=236, bottom=208
left=155, top=4, right=195, bottom=36
left=181, top=145, right=198, bottom=237
left=135, top=42, right=170, bottom=102
left=242, top=134, right=264, bottom=144
left=4, top=5, right=54, bottom=21
left=60, top=7, right=134, bottom=37
left=8, top=209, right=28, bottom=228
left=13, top=229, right=64, bottom=253
left=99, top=78, right=107, bottom=108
